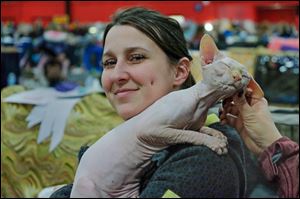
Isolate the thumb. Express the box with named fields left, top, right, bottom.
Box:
left=232, top=90, right=253, bottom=115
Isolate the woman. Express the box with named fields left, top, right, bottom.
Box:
left=51, top=7, right=248, bottom=198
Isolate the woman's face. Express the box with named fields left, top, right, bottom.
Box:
left=101, top=25, right=177, bottom=120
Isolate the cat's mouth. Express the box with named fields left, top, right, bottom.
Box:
left=236, top=74, right=250, bottom=84
left=227, top=83, right=239, bottom=89
left=227, top=74, right=251, bottom=89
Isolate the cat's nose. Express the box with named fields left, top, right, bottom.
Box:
left=232, top=71, right=242, bottom=82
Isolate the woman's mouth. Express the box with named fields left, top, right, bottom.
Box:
left=114, top=88, right=139, bottom=98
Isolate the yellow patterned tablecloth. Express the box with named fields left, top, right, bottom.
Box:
left=1, top=85, right=123, bottom=198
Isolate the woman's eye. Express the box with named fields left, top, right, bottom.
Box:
left=103, top=59, right=116, bottom=69
left=129, top=54, right=145, bottom=63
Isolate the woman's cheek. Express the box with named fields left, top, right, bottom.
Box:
left=101, top=75, right=111, bottom=93
left=146, top=74, right=156, bottom=86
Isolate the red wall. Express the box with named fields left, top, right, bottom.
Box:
left=70, top=1, right=217, bottom=23
left=1, top=1, right=65, bottom=25
left=257, top=7, right=298, bottom=23
left=1, top=1, right=299, bottom=25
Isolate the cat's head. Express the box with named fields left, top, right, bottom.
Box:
left=199, top=34, right=264, bottom=99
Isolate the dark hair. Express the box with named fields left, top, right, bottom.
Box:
left=102, top=7, right=195, bottom=89
left=44, top=58, right=63, bottom=86
left=44, top=59, right=62, bottom=71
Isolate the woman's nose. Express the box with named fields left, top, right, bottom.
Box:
left=111, top=62, right=130, bottom=84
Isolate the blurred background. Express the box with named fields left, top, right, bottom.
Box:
left=1, top=1, right=299, bottom=198
left=1, top=1, right=299, bottom=103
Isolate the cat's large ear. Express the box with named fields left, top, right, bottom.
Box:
left=248, top=77, right=264, bottom=99
left=199, top=34, right=219, bottom=65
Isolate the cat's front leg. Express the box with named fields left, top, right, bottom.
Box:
left=200, top=126, right=227, bottom=142
left=198, top=126, right=228, bottom=155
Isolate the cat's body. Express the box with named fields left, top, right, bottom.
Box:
left=70, top=34, right=262, bottom=198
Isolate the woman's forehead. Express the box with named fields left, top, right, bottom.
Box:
left=105, top=25, right=149, bottom=42
left=103, top=25, right=158, bottom=54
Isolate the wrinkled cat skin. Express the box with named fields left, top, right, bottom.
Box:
left=70, top=34, right=263, bottom=198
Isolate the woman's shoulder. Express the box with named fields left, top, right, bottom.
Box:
left=162, top=122, right=247, bottom=165
left=140, top=123, right=247, bottom=198
left=140, top=144, right=245, bottom=198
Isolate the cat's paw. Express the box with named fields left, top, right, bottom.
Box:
left=200, top=126, right=228, bottom=144
left=207, top=136, right=228, bottom=155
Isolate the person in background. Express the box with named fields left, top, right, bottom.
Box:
left=219, top=88, right=299, bottom=198
left=56, top=51, right=71, bottom=79
left=44, top=58, right=64, bottom=87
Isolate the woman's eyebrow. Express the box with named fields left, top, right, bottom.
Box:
left=103, top=50, right=114, bottom=58
left=124, top=47, right=150, bottom=54
left=104, top=47, right=150, bottom=55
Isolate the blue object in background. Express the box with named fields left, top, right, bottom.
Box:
left=194, top=2, right=203, bottom=12
left=1, top=50, right=20, bottom=89
left=16, top=36, right=32, bottom=60
left=7, top=72, right=17, bottom=86
left=280, top=45, right=299, bottom=51
left=83, top=43, right=104, bottom=74
left=45, top=41, right=68, bottom=55
left=55, top=81, right=79, bottom=92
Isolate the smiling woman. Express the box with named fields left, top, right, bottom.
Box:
left=100, top=8, right=195, bottom=120
left=50, top=7, right=251, bottom=198
left=101, top=25, right=189, bottom=119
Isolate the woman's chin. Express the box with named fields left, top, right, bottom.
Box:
left=118, top=109, right=139, bottom=121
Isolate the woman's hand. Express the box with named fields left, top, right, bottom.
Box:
left=219, top=88, right=282, bottom=155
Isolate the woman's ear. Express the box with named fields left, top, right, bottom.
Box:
left=173, top=57, right=190, bottom=87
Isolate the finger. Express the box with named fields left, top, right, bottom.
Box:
left=225, top=113, right=238, bottom=126
left=220, top=102, right=240, bottom=123
left=245, top=88, right=253, bottom=97
left=245, top=87, right=264, bottom=106
left=218, top=107, right=224, bottom=117
left=245, top=88, right=252, bottom=103
left=223, top=102, right=233, bottom=112
left=225, top=102, right=240, bottom=117
left=222, top=97, right=233, bottom=108
left=246, top=96, right=252, bottom=105
left=220, top=118, right=227, bottom=125
left=232, top=90, right=252, bottom=113
left=229, top=104, right=240, bottom=116
left=219, top=114, right=226, bottom=121
left=219, top=107, right=228, bottom=121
